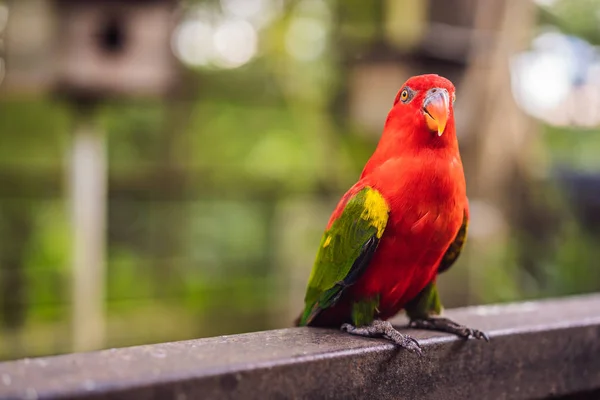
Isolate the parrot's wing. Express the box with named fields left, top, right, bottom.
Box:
left=298, top=187, right=389, bottom=326
left=437, top=204, right=469, bottom=274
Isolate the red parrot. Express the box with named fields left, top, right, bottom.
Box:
left=297, top=74, right=487, bottom=353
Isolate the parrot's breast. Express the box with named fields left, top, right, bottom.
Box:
left=350, top=155, right=467, bottom=319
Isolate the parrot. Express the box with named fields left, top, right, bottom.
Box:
left=296, top=74, right=488, bottom=354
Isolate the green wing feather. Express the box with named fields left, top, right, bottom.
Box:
left=298, top=187, right=390, bottom=326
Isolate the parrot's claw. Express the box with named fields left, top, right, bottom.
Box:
left=341, top=320, right=423, bottom=356
left=409, top=317, right=489, bottom=342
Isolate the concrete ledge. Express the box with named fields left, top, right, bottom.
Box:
left=1, top=294, right=600, bottom=399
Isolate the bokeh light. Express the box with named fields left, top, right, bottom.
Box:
left=534, top=0, right=559, bottom=7
left=172, top=19, right=214, bottom=67
left=172, top=4, right=259, bottom=69
left=285, top=18, right=327, bottom=62
left=511, top=30, right=600, bottom=127
left=511, top=51, right=571, bottom=116
left=220, top=0, right=283, bottom=28
left=212, top=19, right=258, bottom=69
left=285, top=0, right=331, bottom=62
left=220, top=0, right=265, bottom=19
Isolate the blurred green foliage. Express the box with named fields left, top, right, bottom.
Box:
left=1, top=0, right=600, bottom=361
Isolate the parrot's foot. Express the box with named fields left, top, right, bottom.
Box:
left=409, top=317, right=489, bottom=341
left=341, top=320, right=423, bottom=355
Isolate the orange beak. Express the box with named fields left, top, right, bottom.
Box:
left=423, top=88, right=450, bottom=136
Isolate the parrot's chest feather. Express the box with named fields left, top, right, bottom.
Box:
left=387, top=157, right=465, bottom=240
left=387, top=183, right=462, bottom=250
left=358, top=155, right=466, bottom=310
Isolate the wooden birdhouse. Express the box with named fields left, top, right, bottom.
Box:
left=53, top=0, right=179, bottom=100
left=4, top=0, right=179, bottom=99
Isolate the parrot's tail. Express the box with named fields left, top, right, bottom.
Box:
left=293, top=313, right=303, bottom=327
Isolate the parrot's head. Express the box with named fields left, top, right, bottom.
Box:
left=388, top=74, right=456, bottom=144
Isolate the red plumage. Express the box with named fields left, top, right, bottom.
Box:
left=311, top=74, right=467, bottom=327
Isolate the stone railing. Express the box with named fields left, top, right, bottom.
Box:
left=1, top=294, right=599, bottom=399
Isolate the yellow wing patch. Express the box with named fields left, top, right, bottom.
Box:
left=299, top=186, right=390, bottom=325
left=360, top=188, right=389, bottom=238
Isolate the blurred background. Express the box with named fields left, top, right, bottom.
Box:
left=1, top=0, right=600, bottom=361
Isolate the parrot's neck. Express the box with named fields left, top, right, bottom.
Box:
left=361, top=123, right=460, bottom=179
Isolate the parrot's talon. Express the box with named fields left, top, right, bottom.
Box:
left=473, top=330, right=490, bottom=342
left=409, top=317, right=488, bottom=342
left=340, top=320, right=423, bottom=356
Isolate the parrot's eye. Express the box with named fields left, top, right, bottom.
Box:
left=396, top=87, right=414, bottom=104
left=400, top=89, right=409, bottom=102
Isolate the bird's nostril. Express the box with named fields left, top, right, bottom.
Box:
left=431, top=88, right=437, bottom=93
